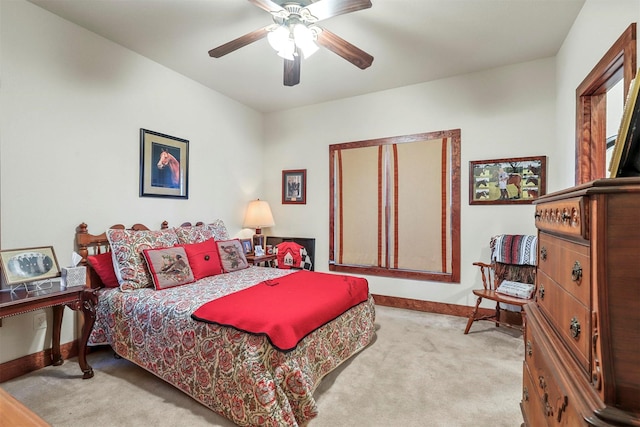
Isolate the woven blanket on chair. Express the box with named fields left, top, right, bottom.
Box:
left=491, top=234, right=537, bottom=266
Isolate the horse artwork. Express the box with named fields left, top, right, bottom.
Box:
left=140, top=129, right=189, bottom=199
left=494, top=171, right=522, bottom=199
left=469, top=156, right=546, bottom=205
left=156, top=149, right=181, bottom=189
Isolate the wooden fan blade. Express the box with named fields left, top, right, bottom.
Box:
left=284, top=54, right=301, bottom=86
left=248, top=0, right=285, bottom=14
left=208, top=26, right=270, bottom=58
left=316, top=29, right=373, bottom=69
left=305, top=0, right=372, bottom=22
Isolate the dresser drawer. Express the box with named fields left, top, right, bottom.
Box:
left=537, top=233, right=590, bottom=307
left=522, top=361, right=549, bottom=427
left=525, top=312, right=584, bottom=426
left=535, top=196, right=586, bottom=239
left=537, top=270, right=590, bottom=373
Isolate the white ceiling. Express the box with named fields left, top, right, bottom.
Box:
left=26, top=0, right=585, bottom=113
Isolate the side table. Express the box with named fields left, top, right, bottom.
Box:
left=0, top=282, right=97, bottom=379
left=246, top=254, right=277, bottom=267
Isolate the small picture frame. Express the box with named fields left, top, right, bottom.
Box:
left=254, top=245, right=265, bottom=256
left=140, top=128, right=189, bottom=199
left=469, top=156, right=547, bottom=205
left=0, top=246, right=61, bottom=286
left=240, top=238, right=253, bottom=255
left=282, top=169, right=307, bottom=204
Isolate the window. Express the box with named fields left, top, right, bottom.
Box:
left=329, top=129, right=461, bottom=282
left=576, top=24, right=636, bottom=184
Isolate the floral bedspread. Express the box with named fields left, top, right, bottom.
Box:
left=89, top=266, right=376, bottom=426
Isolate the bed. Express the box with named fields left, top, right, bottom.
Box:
left=75, top=220, right=376, bottom=427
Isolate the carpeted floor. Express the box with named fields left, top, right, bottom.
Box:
left=1, top=306, right=525, bottom=426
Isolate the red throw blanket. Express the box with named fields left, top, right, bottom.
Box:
left=191, top=270, right=369, bottom=351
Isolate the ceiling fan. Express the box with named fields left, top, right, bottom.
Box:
left=208, top=0, right=374, bottom=87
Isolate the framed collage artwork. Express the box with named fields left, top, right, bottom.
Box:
left=469, top=156, right=547, bottom=205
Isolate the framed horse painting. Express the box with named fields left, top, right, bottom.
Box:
left=469, top=156, right=546, bottom=205
left=140, top=128, right=189, bottom=199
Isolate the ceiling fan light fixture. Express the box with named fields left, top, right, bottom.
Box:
left=293, top=23, right=319, bottom=58
left=277, top=45, right=295, bottom=60
left=267, top=25, right=289, bottom=52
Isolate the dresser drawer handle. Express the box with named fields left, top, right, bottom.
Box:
left=538, top=375, right=546, bottom=390
left=571, top=261, right=582, bottom=282
left=540, top=246, right=547, bottom=261
left=570, top=317, right=581, bottom=339
left=526, top=340, right=533, bottom=357
left=538, top=285, right=545, bottom=300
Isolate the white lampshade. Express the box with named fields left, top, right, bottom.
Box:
left=243, top=199, right=275, bottom=232
left=293, top=24, right=319, bottom=58
left=267, top=26, right=288, bottom=50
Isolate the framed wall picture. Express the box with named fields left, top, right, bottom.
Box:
left=469, top=156, right=547, bottom=205
left=140, top=128, right=189, bottom=199
left=0, top=246, right=61, bottom=286
left=240, top=238, right=253, bottom=255
left=282, top=169, right=306, bottom=204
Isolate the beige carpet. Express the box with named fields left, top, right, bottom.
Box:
left=1, top=306, right=525, bottom=427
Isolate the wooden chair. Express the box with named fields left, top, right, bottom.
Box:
left=464, top=235, right=537, bottom=334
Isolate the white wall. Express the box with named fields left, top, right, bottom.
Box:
left=0, top=0, right=264, bottom=363
left=262, top=0, right=640, bottom=307
left=263, top=59, right=554, bottom=303
left=555, top=0, right=640, bottom=188
left=1, top=0, right=638, bottom=364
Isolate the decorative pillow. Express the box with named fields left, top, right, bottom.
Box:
left=208, top=219, right=229, bottom=240
left=174, top=225, right=215, bottom=244
left=216, top=239, right=249, bottom=272
left=496, top=280, right=535, bottom=299
left=86, top=252, right=119, bottom=288
left=107, top=228, right=179, bottom=291
left=142, top=246, right=195, bottom=290
left=173, top=220, right=230, bottom=244
left=177, top=239, right=223, bottom=280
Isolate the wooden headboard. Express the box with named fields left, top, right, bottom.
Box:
left=75, top=221, right=189, bottom=289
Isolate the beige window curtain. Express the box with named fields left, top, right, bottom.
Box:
left=333, top=136, right=453, bottom=274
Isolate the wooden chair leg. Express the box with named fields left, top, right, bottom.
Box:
left=464, top=296, right=483, bottom=334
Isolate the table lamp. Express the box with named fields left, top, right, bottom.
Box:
left=243, top=199, right=275, bottom=253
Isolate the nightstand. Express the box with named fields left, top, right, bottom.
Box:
left=0, top=282, right=97, bottom=379
left=246, top=254, right=277, bottom=267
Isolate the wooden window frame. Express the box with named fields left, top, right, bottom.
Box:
left=575, top=23, right=636, bottom=184
left=328, top=129, right=461, bottom=283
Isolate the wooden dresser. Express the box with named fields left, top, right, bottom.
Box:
left=521, top=177, right=640, bottom=426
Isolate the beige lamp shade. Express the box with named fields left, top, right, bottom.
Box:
left=243, top=199, right=275, bottom=232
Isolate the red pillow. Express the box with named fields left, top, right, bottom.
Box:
left=178, top=239, right=223, bottom=280
left=87, top=252, right=119, bottom=288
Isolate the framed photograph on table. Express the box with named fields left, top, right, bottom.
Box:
left=282, top=169, right=306, bottom=204
left=469, top=156, right=546, bottom=205
left=0, top=246, right=61, bottom=286
left=140, top=128, right=189, bottom=199
left=240, top=239, right=253, bottom=255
